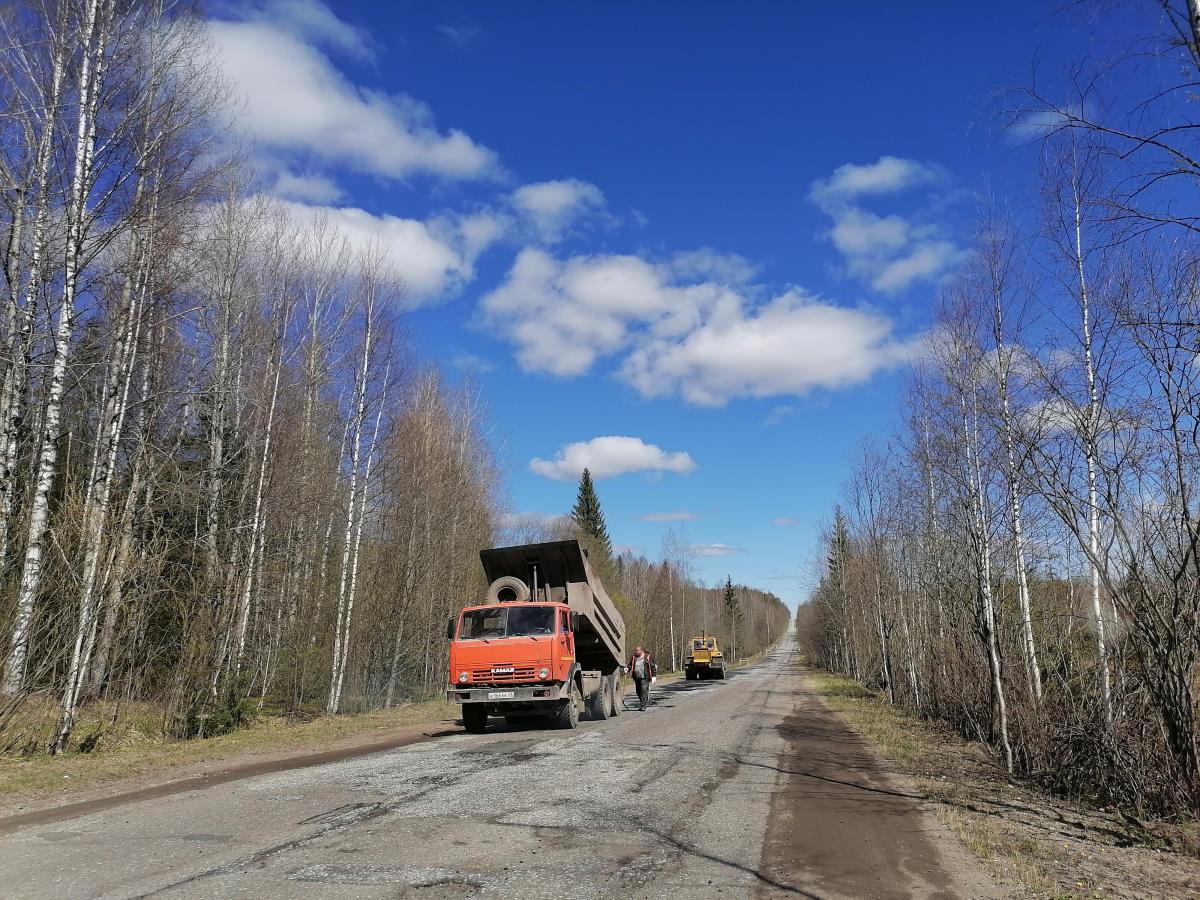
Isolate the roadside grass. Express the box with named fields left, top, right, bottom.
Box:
left=803, top=664, right=1196, bottom=899
left=0, top=698, right=457, bottom=807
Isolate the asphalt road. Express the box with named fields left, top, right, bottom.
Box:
left=0, top=641, right=1002, bottom=899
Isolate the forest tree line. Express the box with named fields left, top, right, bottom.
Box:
left=798, top=2, right=1200, bottom=816
left=0, top=0, right=505, bottom=752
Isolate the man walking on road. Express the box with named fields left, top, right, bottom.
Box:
left=628, top=646, right=656, bottom=711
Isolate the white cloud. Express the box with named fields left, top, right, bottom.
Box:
left=772, top=517, right=800, bottom=526
left=670, top=248, right=759, bottom=284
left=1023, top=398, right=1081, bottom=435
left=828, top=208, right=909, bottom=258
left=238, top=0, right=373, bottom=60
left=511, top=179, right=606, bottom=242
left=691, top=543, right=743, bottom=558
left=810, top=156, right=939, bottom=206
left=1005, top=104, right=1088, bottom=144
left=460, top=211, right=511, bottom=260
left=871, top=240, right=963, bottom=292
left=810, top=156, right=963, bottom=293
left=272, top=171, right=344, bottom=204
left=277, top=200, right=504, bottom=305
left=207, top=16, right=497, bottom=181
left=481, top=249, right=732, bottom=377
left=638, top=510, right=699, bottom=522
left=480, top=248, right=741, bottom=377
left=529, top=436, right=696, bottom=481
left=622, top=290, right=923, bottom=406
left=482, top=248, right=922, bottom=404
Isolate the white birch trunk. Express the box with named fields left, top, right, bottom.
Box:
left=1071, top=169, right=1115, bottom=729
left=3, top=0, right=103, bottom=700
left=0, top=9, right=67, bottom=582
left=327, top=299, right=374, bottom=713
left=668, top=566, right=677, bottom=672
left=996, top=345, right=1042, bottom=704
left=52, top=267, right=146, bottom=752
left=967, top=386, right=1014, bottom=772
left=334, top=397, right=385, bottom=709
left=234, top=314, right=287, bottom=673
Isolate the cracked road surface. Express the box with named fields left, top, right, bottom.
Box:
left=0, top=641, right=1002, bottom=899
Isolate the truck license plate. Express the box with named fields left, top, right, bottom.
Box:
left=487, top=690, right=514, bottom=700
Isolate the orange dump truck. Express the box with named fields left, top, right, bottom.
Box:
left=446, top=540, right=626, bottom=732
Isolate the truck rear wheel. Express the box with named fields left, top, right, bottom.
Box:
left=589, top=675, right=610, bottom=720
left=556, top=683, right=581, bottom=729
left=610, top=675, right=621, bottom=716
left=462, top=704, right=488, bottom=733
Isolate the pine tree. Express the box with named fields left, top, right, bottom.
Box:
left=723, top=575, right=742, bottom=660
left=827, top=505, right=856, bottom=677
left=828, top=506, right=849, bottom=587
left=570, top=468, right=612, bottom=558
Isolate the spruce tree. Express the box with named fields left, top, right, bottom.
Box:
left=723, top=575, right=742, bottom=660
left=571, top=468, right=612, bottom=558
left=828, top=506, right=849, bottom=598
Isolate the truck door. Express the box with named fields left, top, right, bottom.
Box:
left=558, top=609, right=574, bottom=671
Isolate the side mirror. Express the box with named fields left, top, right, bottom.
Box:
left=446, top=616, right=456, bottom=641
left=570, top=612, right=580, bottom=633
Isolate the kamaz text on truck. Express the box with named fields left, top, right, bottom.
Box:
left=446, top=540, right=626, bottom=733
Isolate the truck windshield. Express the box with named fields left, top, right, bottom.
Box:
left=458, top=606, right=555, bottom=639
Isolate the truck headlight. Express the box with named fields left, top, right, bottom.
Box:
left=538, top=667, right=549, bottom=679
left=458, top=671, right=469, bottom=683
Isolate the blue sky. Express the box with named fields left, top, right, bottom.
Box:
left=205, top=0, right=1133, bottom=607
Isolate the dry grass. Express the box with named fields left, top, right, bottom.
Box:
left=0, top=698, right=457, bottom=807
left=804, top=665, right=1200, bottom=900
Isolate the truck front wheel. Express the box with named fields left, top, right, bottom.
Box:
left=556, top=683, right=581, bottom=729
left=462, top=703, right=488, bottom=733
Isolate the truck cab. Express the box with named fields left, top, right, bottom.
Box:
left=685, top=635, right=725, bottom=680
left=448, top=601, right=578, bottom=728
left=446, top=541, right=625, bottom=733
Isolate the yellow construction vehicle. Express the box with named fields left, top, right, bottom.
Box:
left=684, top=635, right=725, bottom=680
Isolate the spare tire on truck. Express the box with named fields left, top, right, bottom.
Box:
left=486, top=575, right=530, bottom=604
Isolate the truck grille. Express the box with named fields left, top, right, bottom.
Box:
left=471, top=665, right=538, bottom=684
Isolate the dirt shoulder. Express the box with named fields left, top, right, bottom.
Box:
left=803, top=663, right=1200, bottom=899
left=759, top=658, right=1005, bottom=899
left=0, top=699, right=460, bottom=823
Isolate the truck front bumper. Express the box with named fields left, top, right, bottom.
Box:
left=447, top=684, right=568, bottom=703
